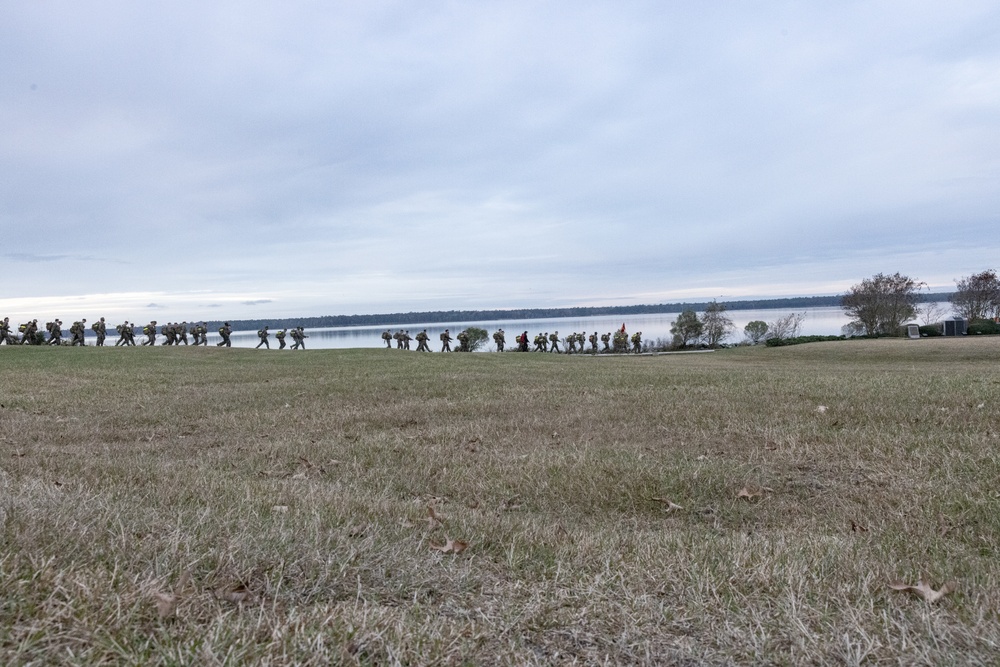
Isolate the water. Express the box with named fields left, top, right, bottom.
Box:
left=188, top=304, right=946, bottom=350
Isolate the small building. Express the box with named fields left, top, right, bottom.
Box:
left=943, top=317, right=967, bottom=336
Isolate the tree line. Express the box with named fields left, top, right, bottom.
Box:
left=660, top=269, right=999, bottom=349
left=199, top=293, right=954, bottom=334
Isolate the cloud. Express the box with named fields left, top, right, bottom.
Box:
left=0, top=2, right=998, bottom=323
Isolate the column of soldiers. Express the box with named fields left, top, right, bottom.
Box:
left=376, top=327, right=644, bottom=353
left=0, top=317, right=308, bottom=349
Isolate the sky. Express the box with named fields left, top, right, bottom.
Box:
left=2, top=1, right=999, bottom=323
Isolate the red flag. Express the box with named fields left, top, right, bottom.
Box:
left=620, top=323, right=626, bottom=333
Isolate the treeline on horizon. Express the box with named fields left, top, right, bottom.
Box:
left=201, top=292, right=955, bottom=333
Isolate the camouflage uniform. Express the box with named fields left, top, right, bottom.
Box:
left=440, top=329, right=452, bottom=352
left=290, top=327, right=307, bottom=349
left=416, top=329, right=430, bottom=352
left=276, top=328, right=287, bottom=349
left=256, top=326, right=270, bottom=349
left=566, top=333, right=577, bottom=353
left=141, top=321, right=157, bottom=346
left=382, top=330, right=392, bottom=348
left=601, top=333, right=611, bottom=352
left=92, top=318, right=107, bottom=346
left=456, top=330, right=469, bottom=352
left=519, top=331, right=529, bottom=352
left=70, top=319, right=87, bottom=346
left=161, top=323, right=176, bottom=346
left=589, top=332, right=598, bottom=352
left=177, top=322, right=189, bottom=345
left=403, top=331, right=411, bottom=350
left=631, top=331, right=642, bottom=353
left=548, top=331, right=561, bottom=353
left=217, top=323, right=232, bottom=347
left=493, top=329, right=505, bottom=352
left=0, top=318, right=13, bottom=345
left=46, top=320, right=63, bottom=345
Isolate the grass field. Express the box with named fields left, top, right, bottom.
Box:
left=1, top=338, right=999, bottom=665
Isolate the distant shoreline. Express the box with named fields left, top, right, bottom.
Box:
left=197, top=292, right=955, bottom=332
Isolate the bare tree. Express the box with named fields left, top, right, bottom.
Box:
left=841, top=272, right=924, bottom=336
left=918, top=301, right=948, bottom=326
left=767, top=312, right=805, bottom=340
left=952, top=270, right=1000, bottom=322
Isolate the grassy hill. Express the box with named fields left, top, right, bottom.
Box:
left=1, top=339, right=997, bottom=663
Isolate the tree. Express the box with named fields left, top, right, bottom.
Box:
left=918, top=301, right=948, bottom=326
left=670, top=310, right=703, bottom=348
left=463, top=327, right=489, bottom=352
left=743, top=320, right=768, bottom=344
left=841, top=272, right=924, bottom=336
left=767, top=312, right=805, bottom=340
left=700, top=301, right=733, bottom=348
left=952, top=270, right=1000, bottom=322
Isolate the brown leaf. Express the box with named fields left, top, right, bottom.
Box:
left=850, top=521, right=868, bottom=533
left=218, top=583, right=252, bottom=604
left=737, top=486, right=761, bottom=500
left=430, top=537, right=469, bottom=554
left=651, top=497, right=684, bottom=512
left=889, top=579, right=957, bottom=603
left=153, top=591, right=178, bottom=619
left=426, top=505, right=445, bottom=529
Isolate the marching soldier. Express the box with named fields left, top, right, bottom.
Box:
left=160, top=323, right=176, bottom=345
left=440, top=329, right=452, bottom=352
left=589, top=332, right=598, bottom=352
left=292, top=327, right=307, bottom=349
left=566, top=333, right=577, bottom=353
left=631, top=331, right=642, bottom=353
left=92, top=317, right=107, bottom=346
left=601, top=332, right=611, bottom=352
left=456, top=329, right=469, bottom=352
left=70, top=319, right=87, bottom=346
left=548, top=331, right=561, bottom=353
left=177, top=322, right=190, bottom=345
left=46, top=320, right=63, bottom=345
left=217, top=322, right=232, bottom=347
left=519, top=331, right=529, bottom=352
left=276, top=328, right=287, bottom=349
left=382, top=330, right=392, bottom=348
left=0, top=317, right=13, bottom=345
left=403, top=330, right=411, bottom=350
left=141, top=321, right=157, bottom=346
left=416, top=329, right=430, bottom=352
left=256, top=325, right=270, bottom=349
left=493, top=328, right=505, bottom=352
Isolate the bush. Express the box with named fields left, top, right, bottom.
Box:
left=967, top=320, right=1000, bottom=335
left=918, top=325, right=942, bottom=337
left=765, top=335, right=845, bottom=347
left=464, top=327, right=489, bottom=351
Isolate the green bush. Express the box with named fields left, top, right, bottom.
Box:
left=765, top=335, right=846, bottom=347
left=918, top=325, right=942, bottom=337
left=967, top=320, right=1000, bottom=335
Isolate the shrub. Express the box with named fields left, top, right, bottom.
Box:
left=918, top=325, right=942, bottom=337
left=765, top=335, right=845, bottom=347
left=967, top=320, right=1000, bottom=335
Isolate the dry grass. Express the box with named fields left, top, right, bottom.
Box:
left=2, top=338, right=999, bottom=664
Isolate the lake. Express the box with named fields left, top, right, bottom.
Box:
left=209, top=303, right=951, bottom=350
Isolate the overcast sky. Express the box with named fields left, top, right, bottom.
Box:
left=2, top=2, right=998, bottom=323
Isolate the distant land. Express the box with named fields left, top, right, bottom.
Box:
left=199, top=292, right=955, bottom=332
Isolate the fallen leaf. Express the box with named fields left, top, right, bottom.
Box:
left=218, top=583, right=251, bottom=604
left=272, top=505, right=289, bottom=513
left=153, top=592, right=178, bottom=619
left=889, top=579, right=957, bottom=603
left=427, top=505, right=445, bottom=529
left=816, top=405, right=828, bottom=414
left=696, top=455, right=709, bottom=461
left=851, top=521, right=868, bottom=532
left=651, top=497, right=684, bottom=512
left=430, top=537, right=469, bottom=554
left=737, top=486, right=772, bottom=500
